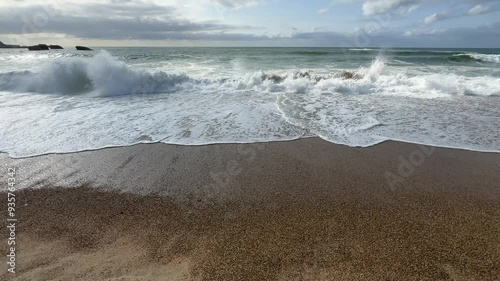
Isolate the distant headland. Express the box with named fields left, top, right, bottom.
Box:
left=1, top=40, right=92, bottom=51
left=0, top=41, right=26, bottom=48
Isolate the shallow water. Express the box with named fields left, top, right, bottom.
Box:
left=1, top=47, right=499, bottom=157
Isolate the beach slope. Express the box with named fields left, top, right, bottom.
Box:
left=1, top=139, right=499, bottom=280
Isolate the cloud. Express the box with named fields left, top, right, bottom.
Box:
left=424, top=12, right=448, bottom=25
left=69, top=1, right=176, bottom=17
left=362, top=0, right=422, bottom=16
left=424, top=3, right=498, bottom=25
left=208, top=0, right=266, bottom=8
left=333, top=0, right=423, bottom=15
left=468, top=4, right=491, bottom=15
left=0, top=2, right=265, bottom=41
left=284, top=20, right=500, bottom=48
left=275, top=22, right=500, bottom=48
left=317, top=7, right=330, bottom=15
left=403, top=28, right=446, bottom=36
left=343, top=0, right=498, bottom=19
left=400, top=22, right=500, bottom=47
left=1, top=0, right=500, bottom=47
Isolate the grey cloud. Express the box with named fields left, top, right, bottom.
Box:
left=362, top=0, right=423, bottom=16
left=468, top=4, right=492, bottom=15
left=334, top=0, right=423, bottom=15
left=1, top=1, right=500, bottom=47
left=424, top=11, right=449, bottom=25
left=401, top=22, right=500, bottom=47
left=287, top=22, right=500, bottom=48
left=0, top=3, right=260, bottom=41
left=345, top=0, right=498, bottom=18
left=424, top=2, right=498, bottom=25
left=208, top=0, right=266, bottom=8
left=68, top=1, right=176, bottom=18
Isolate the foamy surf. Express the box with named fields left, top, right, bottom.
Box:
left=0, top=51, right=194, bottom=96
left=0, top=48, right=499, bottom=157
left=467, top=53, right=500, bottom=63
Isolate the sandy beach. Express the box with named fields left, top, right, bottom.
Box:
left=2, top=1, right=500, bottom=280
left=1, top=138, right=500, bottom=280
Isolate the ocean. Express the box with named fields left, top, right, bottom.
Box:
left=0, top=47, right=499, bottom=157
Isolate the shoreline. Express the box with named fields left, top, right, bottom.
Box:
left=1, top=138, right=499, bottom=280
left=2, top=136, right=500, bottom=160
left=1, top=138, right=498, bottom=201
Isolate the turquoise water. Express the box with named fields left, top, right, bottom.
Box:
left=0, top=47, right=499, bottom=157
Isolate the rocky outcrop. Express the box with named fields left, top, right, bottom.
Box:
left=76, top=46, right=92, bottom=51
left=339, top=70, right=363, bottom=80
left=1, top=40, right=65, bottom=50
left=49, top=45, right=64, bottom=49
left=28, top=44, right=50, bottom=51
left=0, top=41, right=23, bottom=48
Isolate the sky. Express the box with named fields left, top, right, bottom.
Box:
left=1, top=0, right=499, bottom=48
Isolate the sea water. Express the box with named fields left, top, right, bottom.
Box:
left=0, top=47, right=499, bottom=157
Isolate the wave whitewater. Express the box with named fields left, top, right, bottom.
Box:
left=227, top=58, right=499, bottom=97
left=0, top=51, right=192, bottom=96
left=0, top=50, right=387, bottom=97
left=452, top=53, right=500, bottom=63
left=0, top=48, right=499, bottom=157
left=0, top=51, right=499, bottom=99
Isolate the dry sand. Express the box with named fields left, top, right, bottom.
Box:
left=0, top=138, right=499, bottom=280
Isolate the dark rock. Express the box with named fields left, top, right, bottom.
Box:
left=49, top=45, right=64, bottom=49
left=76, top=46, right=93, bottom=51
left=294, top=71, right=311, bottom=79
left=340, top=70, right=354, bottom=79
left=261, top=73, right=285, bottom=83
left=0, top=40, right=23, bottom=49
left=339, top=70, right=363, bottom=80
left=28, top=44, right=50, bottom=51
left=268, top=74, right=285, bottom=83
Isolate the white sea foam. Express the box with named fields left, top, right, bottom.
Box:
left=0, top=51, right=193, bottom=96
left=224, top=57, right=499, bottom=98
left=0, top=50, right=499, bottom=157
left=467, top=53, right=500, bottom=63
left=348, top=48, right=377, bottom=51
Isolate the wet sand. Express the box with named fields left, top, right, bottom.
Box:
left=1, top=138, right=499, bottom=280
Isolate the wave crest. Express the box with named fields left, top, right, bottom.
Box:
left=0, top=51, right=193, bottom=96
left=452, top=53, right=500, bottom=63
left=1, top=52, right=498, bottom=99
left=467, top=53, right=500, bottom=63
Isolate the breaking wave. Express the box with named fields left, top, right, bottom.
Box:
left=1, top=52, right=499, bottom=99
left=0, top=51, right=193, bottom=96
left=451, top=53, right=500, bottom=63
left=1, top=49, right=500, bottom=157
left=465, top=53, right=500, bottom=63
left=221, top=57, right=499, bottom=97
